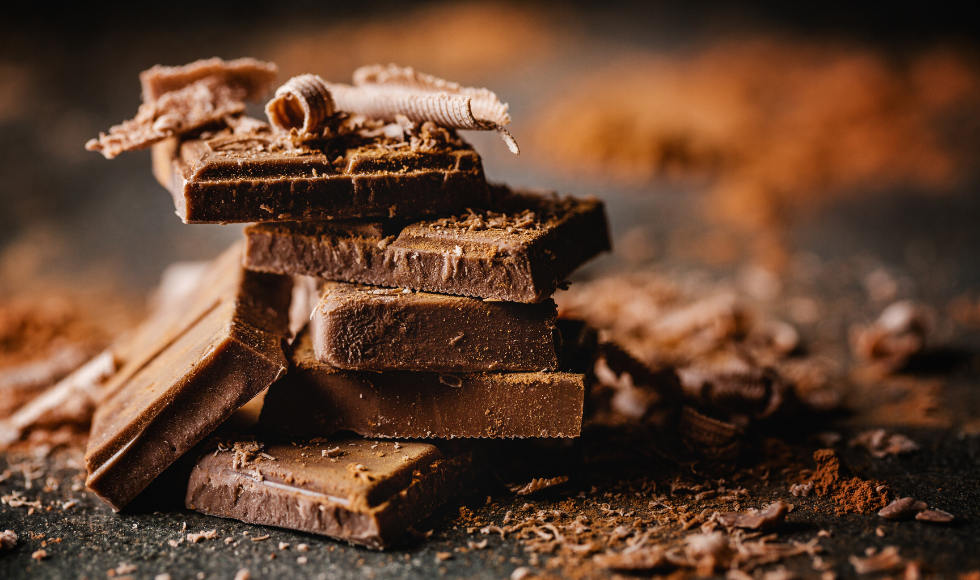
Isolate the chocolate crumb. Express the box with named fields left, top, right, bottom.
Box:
left=186, top=530, right=217, bottom=543
left=0, top=529, right=16, bottom=550
left=436, top=551, right=453, bottom=561
left=717, top=501, right=792, bottom=530
left=31, top=549, right=48, bottom=560
left=233, top=569, right=250, bottom=580
left=878, top=497, right=928, bottom=520
left=850, top=546, right=902, bottom=574
left=915, top=509, right=954, bottom=523
left=507, top=476, right=570, bottom=495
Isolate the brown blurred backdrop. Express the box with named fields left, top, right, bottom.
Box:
left=1, top=0, right=978, bottom=305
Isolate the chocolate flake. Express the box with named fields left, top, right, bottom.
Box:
left=507, top=476, right=570, bottom=496
left=87, top=58, right=277, bottom=158
left=915, top=509, right=954, bottom=523
left=849, top=429, right=919, bottom=458
left=0, top=529, right=16, bottom=550
left=717, top=501, right=793, bottom=530
left=878, top=497, right=928, bottom=520
left=850, top=546, right=903, bottom=574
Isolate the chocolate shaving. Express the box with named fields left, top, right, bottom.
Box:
left=593, top=546, right=668, bottom=570
left=717, top=501, right=792, bottom=530
left=850, top=429, right=920, bottom=458
left=851, top=301, right=933, bottom=372
left=0, top=350, right=115, bottom=449
left=879, top=498, right=928, bottom=520
left=850, top=546, right=903, bottom=574
left=87, top=58, right=277, bottom=159
left=507, top=476, right=570, bottom=496
left=328, top=64, right=519, bottom=154
left=0, top=529, right=16, bottom=550
left=915, top=509, right=954, bottom=523
left=140, top=57, right=277, bottom=102
left=265, top=74, right=336, bottom=137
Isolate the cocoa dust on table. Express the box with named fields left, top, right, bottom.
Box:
left=809, top=449, right=889, bottom=514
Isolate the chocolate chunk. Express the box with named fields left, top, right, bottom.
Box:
left=258, top=331, right=586, bottom=439
left=84, top=243, right=292, bottom=511
left=87, top=58, right=278, bottom=159
left=153, top=124, right=488, bottom=223
left=245, top=186, right=611, bottom=302
left=311, top=282, right=558, bottom=372
left=878, top=497, right=928, bottom=519
left=185, top=437, right=473, bottom=549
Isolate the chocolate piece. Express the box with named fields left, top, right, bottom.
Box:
left=258, top=331, right=585, bottom=439
left=185, top=437, right=473, bottom=549
left=87, top=58, right=278, bottom=159
left=153, top=123, right=488, bottom=223
left=245, top=186, right=610, bottom=303
left=84, top=243, right=291, bottom=511
left=311, top=282, right=558, bottom=372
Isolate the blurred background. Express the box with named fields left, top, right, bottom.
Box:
left=2, top=0, right=979, bottom=361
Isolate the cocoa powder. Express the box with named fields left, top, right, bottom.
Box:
left=809, top=449, right=889, bottom=514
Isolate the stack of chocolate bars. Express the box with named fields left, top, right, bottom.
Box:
left=84, top=58, right=610, bottom=548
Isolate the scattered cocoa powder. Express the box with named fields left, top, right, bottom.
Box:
left=808, top=449, right=889, bottom=514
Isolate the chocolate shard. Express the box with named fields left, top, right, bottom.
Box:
left=154, top=122, right=488, bottom=223
left=244, top=186, right=611, bottom=303
left=311, top=282, right=558, bottom=372
left=140, top=57, right=278, bottom=103
left=185, top=436, right=473, bottom=549
left=84, top=243, right=292, bottom=511
left=258, top=330, right=586, bottom=439
left=87, top=58, right=278, bottom=159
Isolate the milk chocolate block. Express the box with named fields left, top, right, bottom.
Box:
left=245, top=186, right=611, bottom=303
left=311, top=282, right=558, bottom=372
left=153, top=128, right=489, bottom=223
left=258, top=331, right=585, bottom=439
left=185, top=437, right=473, bottom=549
left=84, top=244, right=292, bottom=511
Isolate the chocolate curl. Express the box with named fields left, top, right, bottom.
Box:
left=265, top=74, right=336, bottom=136
left=330, top=64, right=520, bottom=154
left=86, top=58, right=278, bottom=159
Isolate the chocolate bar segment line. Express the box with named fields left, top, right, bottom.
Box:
left=244, top=188, right=611, bottom=303
left=185, top=438, right=473, bottom=549
left=311, top=282, right=558, bottom=372
left=259, top=331, right=585, bottom=439
left=155, top=134, right=489, bottom=223
left=84, top=244, right=291, bottom=511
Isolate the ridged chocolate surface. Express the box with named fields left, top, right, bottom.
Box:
left=244, top=187, right=611, bottom=303
left=153, top=131, right=489, bottom=224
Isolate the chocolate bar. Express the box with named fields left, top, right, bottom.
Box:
left=258, top=331, right=585, bottom=439
left=185, top=436, right=473, bottom=549
left=245, top=186, right=611, bottom=303
left=84, top=243, right=292, bottom=511
left=152, top=128, right=489, bottom=223
left=310, top=282, right=558, bottom=372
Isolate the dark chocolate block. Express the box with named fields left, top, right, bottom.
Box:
left=152, top=126, right=489, bottom=224
left=244, top=186, right=611, bottom=303
left=258, top=331, right=585, bottom=439
left=311, top=282, right=558, bottom=372
left=84, top=244, right=292, bottom=511
left=185, top=437, right=473, bottom=549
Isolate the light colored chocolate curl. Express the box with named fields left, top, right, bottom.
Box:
left=330, top=64, right=519, bottom=154
left=265, top=74, right=336, bottom=136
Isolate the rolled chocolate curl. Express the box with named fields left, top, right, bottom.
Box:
left=265, top=74, right=336, bottom=136
left=330, top=64, right=520, bottom=154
